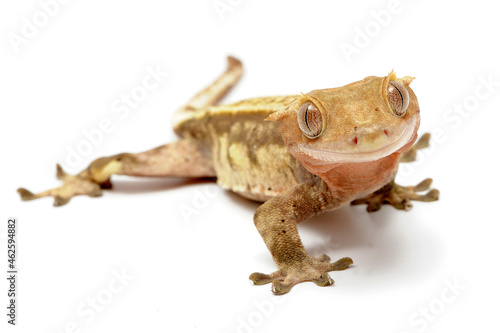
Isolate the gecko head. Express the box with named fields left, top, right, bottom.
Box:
left=266, top=71, right=420, bottom=169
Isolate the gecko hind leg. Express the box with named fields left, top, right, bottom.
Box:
left=17, top=139, right=215, bottom=206
left=351, top=133, right=439, bottom=212
left=18, top=56, right=242, bottom=207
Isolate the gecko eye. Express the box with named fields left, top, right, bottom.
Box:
left=387, top=81, right=409, bottom=117
left=297, top=101, right=325, bottom=139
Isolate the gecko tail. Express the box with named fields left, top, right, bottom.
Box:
left=172, top=56, right=243, bottom=132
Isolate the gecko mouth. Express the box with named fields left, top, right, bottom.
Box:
left=293, top=116, right=418, bottom=164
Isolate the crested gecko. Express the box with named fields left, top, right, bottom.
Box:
left=18, top=56, right=439, bottom=294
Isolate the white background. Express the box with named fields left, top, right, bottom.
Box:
left=1, top=0, right=499, bottom=332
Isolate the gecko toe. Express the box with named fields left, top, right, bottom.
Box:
left=399, top=132, right=431, bottom=163
left=415, top=189, right=439, bottom=202
left=17, top=188, right=35, bottom=201
left=312, top=273, right=334, bottom=287
left=249, top=272, right=274, bottom=285
left=329, top=257, right=354, bottom=271
left=271, top=279, right=293, bottom=295
left=412, top=178, right=433, bottom=192
left=317, top=253, right=331, bottom=262
left=53, top=195, right=71, bottom=207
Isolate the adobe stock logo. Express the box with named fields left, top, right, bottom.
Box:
left=399, top=278, right=466, bottom=333
left=52, top=267, right=134, bottom=333
left=339, top=0, right=412, bottom=64
left=178, top=185, right=223, bottom=224
left=212, top=0, right=244, bottom=21
left=398, top=74, right=499, bottom=181
left=236, top=294, right=287, bottom=333
left=7, top=0, right=72, bottom=54
left=62, top=65, right=168, bottom=172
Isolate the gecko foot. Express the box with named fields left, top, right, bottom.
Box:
left=17, top=164, right=104, bottom=206
left=249, top=255, right=353, bottom=295
left=351, top=178, right=439, bottom=212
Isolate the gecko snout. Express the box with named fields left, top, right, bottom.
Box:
left=348, top=126, right=392, bottom=151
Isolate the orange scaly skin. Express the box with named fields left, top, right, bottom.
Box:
left=18, top=57, right=439, bottom=294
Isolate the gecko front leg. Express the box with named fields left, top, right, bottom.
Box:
left=249, top=177, right=353, bottom=295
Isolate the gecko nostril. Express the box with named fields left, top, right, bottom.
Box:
left=384, top=129, right=389, bottom=137
left=352, top=137, right=358, bottom=145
